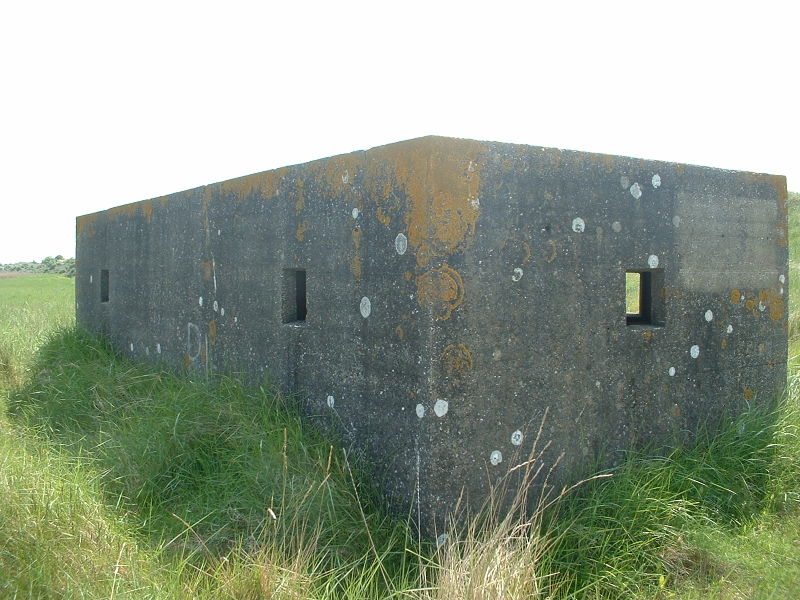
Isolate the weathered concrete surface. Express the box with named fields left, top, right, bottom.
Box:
left=76, top=136, right=789, bottom=535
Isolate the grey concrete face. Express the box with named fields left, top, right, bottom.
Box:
left=76, top=136, right=789, bottom=535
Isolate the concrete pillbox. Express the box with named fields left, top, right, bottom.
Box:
left=76, top=136, right=788, bottom=534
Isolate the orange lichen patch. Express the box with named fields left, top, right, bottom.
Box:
left=295, top=221, right=309, bottom=242
left=745, top=299, right=756, bottom=311
left=730, top=289, right=742, bottom=304
left=404, top=271, right=413, bottom=281
left=208, top=320, right=218, bottom=346
left=366, top=137, right=487, bottom=268
left=140, top=200, right=154, bottom=220
left=502, top=237, right=533, bottom=266
left=199, top=342, right=207, bottom=362
left=743, top=388, right=754, bottom=401
left=416, top=264, right=465, bottom=321
left=761, top=289, right=785, bottom=323
left=775, top=181, right=789, bottom=216
left=351, top=256, right=362, bottom=280
left=376, top=207, right=392, bottom=227
left=182, top=353, right=192, bottom=368
left=200, top=261, right=213, bottom=281
left=743, top=172, right=788, bottom=205
left=320, top=152, right=363, bottom=196
left=106, top=203, right=140, bottom=220
left=758, top=342, right=766, bottom=355
left=220, top=167, right=287, bottom=201
left=395, top=325, right=405, bottom=340
left=676, top=164, right=686, bottom=176
left=642, top=330, right=654, bottom=342
left=776, top=221, right=788, bottom=247
left=76, top=215, right=97, bottom=235
left=721, top=338, right=728, bottom=350
left=440, top=344, right=474, bottom=379
left=673, top=404, right=681, bottom=418
left=352, top=228, right=362, bottom=250
left=77, top=199, right=156, bottom=235
left=415, top=243, right=434, bottom=268
left=294, top=179, right=306, bottom=215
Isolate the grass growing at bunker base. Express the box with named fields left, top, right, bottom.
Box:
left=3, top=186, right=800, bottom=600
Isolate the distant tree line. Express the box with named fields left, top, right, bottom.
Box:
left=0, top=256, right=75, bottom=277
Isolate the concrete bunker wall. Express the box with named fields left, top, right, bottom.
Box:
left=76, top=136, right=789, bottom=534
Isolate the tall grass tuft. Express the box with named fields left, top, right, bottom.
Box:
left=3, top=259, right=800, bottom=598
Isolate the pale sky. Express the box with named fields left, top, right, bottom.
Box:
left=1, top=0, right=796, bottom=263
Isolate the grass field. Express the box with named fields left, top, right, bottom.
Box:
left=2, top=191, right=800, bottom=599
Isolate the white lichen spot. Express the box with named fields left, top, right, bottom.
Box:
left=217, top=229, right=221, bottom=236
left=512, top=267, right=523, bottom=282
left=199, top=296, right=204, bottom=307
left=234, top=316, right=238, bottom=323
left=433, top=399, right=449, bottom=417
left=668, top=366, right=676, bottom=377
left=648, top=254, right=659, bottom=269
left=220, top=307, right=225, bottom=317
left=490, top=450, right=503, bottom=466
left=620, top=175, right=630, bottom=189
left=595, top=380, right=601, bottom=388
left=395, top=232, right=408, bottom=255
left=704, top=310, right=714, bottom=322
left=652, top=174, right=662, bottom=189
left=326, top=395, right=335, bottom=408
left=630, top=182, right=642, bottom=199
left=672, top=215, right=681, bottom=227
left=89, top=275, right=93, bottom=283
left=156, top=343, right=162, bottom=354
left=360, top=296, right=371, bottom=318
left=611, top=221, right=622, bottom=233
left=690, top=345, right=700, bottom=359
left=213, top=300, right=219, bottom=313
left=781, top=287, right=785, bottom=295
left=758, top=300, right=766, bottom=312
left=572, top=217, right=586, bottom=233
left=470, top=197, right=480, bottom=210
left=416, top=404, right=425, bottom=419
left=492, top=349, right=502, bottom=361
left=511, top=430, right=523, bottom=446
left=129, top=342, right=134, bottom=352
left=436, top=533, right=449, bottom=549
left=341, top=170, right=349, bottom=184
left=351, top=208, right=360, bottom=219
left=779, top=274, right=786, bottom=284
left=726, top=324, right=733, bottom=334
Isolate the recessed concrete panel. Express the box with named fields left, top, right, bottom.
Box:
left=76, top=136, right=788, bottom=535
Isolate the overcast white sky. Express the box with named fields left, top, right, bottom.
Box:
left=0, top=0, right=796, bottom=263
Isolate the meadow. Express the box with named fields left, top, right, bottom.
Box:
left=1, top=191, right=799, bottom=598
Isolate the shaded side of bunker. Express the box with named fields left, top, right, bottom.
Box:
left=76, top=136, right=788, bottom=535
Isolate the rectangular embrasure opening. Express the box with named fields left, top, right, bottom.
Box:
left=100, top=269, right=109, bottom=303
left=282, top=268, right=306, bottom=323
left=625, top=272, right=641, bottom=316
left=626, top=269, right=664, bottom=327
